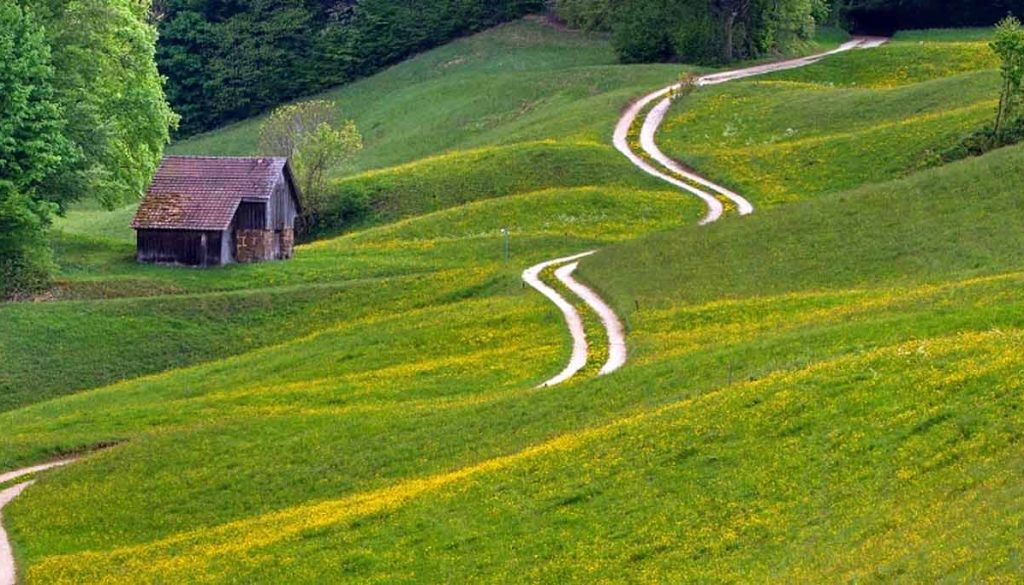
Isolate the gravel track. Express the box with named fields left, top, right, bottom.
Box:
left=619, top=37, right=887, bottom=221
left=555, top=262, right=627, bottom=376
left=527, top=36, right=888, bottom=388
left=523, top=252, right=597, bottom=387
left=1, top=459, right=77, bottom=585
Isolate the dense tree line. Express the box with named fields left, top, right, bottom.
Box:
left=841, top=1, right=1024, bottom=34
left=551, top=0, right=829, bottom=63
left=1, top=1, right=175, bottom=298
left=157, top=0, right=544, bottom=135
left=550, top=0, right=1024, bottom=64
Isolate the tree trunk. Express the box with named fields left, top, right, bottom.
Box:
left=723, top=11, right=736, bottom=62
left=995, top=77, right=1011, bottom=138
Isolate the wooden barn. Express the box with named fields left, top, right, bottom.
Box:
left=131, top=156, right=302, bottom=266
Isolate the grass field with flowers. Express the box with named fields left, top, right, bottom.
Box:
left=658, top=30, right=1001, bottom=205
left=2, top=20, right=1023, bottom=583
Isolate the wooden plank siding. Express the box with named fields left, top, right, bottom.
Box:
left=136, top=229, right=226, bottom=267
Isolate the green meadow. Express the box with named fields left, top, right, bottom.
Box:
left=3, top=21, right=1023, bottom=583
left=657, top=31, right=1000, bottom=205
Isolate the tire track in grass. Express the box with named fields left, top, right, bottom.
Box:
left=617, top=37, right=888, bottom=222
left=523, top=252, right=596, bottom=387
left=526, top=37, right=889, bottom=387
left=555, top=262, right=627, bottom=376
left=523, top=251, right=628, bottom=387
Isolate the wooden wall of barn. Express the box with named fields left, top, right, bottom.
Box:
left=270, top=177, right=298, bottom=230
left=136, top=229, right=228, bottom=266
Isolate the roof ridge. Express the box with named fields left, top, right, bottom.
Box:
left=163, top=154, right=288, bottom=161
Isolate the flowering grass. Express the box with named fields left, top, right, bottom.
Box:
left=658, top=30, right=1000, bottom=205
left=2, top=20, right=1023, bottom=584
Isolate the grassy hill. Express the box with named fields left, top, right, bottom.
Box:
left=3, top=21, right=1023, bottom=583
left=657, top=30, right=1000, bottom=205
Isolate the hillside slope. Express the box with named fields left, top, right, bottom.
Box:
left=1, top=21, right=689, bottom=412
left=2, top=22, right=1023, bottom=584
left=656, top=31, right=999, bottom=205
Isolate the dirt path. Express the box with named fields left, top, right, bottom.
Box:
left=617, top=37, right=887, bottom=222
left=523, top=251, right=628, bottom=387
left=523, top=252, right=597, bottom=387
left=529, top=37, right=888, bottom=388
left=1, top=459, right=77, bottom=585
left=555, top=262, right=627, bottom=376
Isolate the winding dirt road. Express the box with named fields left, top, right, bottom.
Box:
left=1, top=459, right=77, bottom=585
left=523, top=252, right=627, bottom=387
left=616, top=36, right=888, bottom=222
left=528, top=36, right=887, bottom=387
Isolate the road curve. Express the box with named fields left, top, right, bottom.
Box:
left=555, top=262, right=627, bottom=376
left=1, top=459, right=77, bottom=585
left=613, top=88, right=725, bottom=225
left=618, top=37, right=887, bottom=222
left=523, top=250, right=629, bottom=387
left=523, top=251, right=597, bottom=387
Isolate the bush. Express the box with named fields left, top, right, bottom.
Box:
left=259, top=100, right=364, bottom=236
left=0, top=189, right=56, bottom=300
left=937, top=117, right=1024, bottom=164
left=546, top=0, right=615, bottom=31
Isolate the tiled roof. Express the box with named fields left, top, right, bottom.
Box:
left=132, top=156, right=289, bottom=231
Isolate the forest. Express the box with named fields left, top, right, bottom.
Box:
left=156, top=0, right=544, bottom=135
left=159, top=0, right=1024, bottom=136
left=551, top=0, right=1024, bottom=63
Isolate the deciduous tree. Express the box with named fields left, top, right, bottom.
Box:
left=24, top=0, right=178, bottom=209
left=260, top=100, right=363, bottom=233
left=991, top=16, right=1024, bottom=137
left=0, top=3, right=72, bottom=298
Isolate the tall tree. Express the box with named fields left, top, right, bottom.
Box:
left=0, top=4, right=74, bottom=297
left=0, top=4, right=73, bottom=194
left=25, top=0, right=178, bottom=209
left=711, top=0, right=752, bottom=62
left=991, top=15, right=1024, bottom=136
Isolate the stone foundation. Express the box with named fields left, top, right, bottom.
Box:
left=235, top=229, right=274, bottom=263
left=280, top=228, right=295, bottom=259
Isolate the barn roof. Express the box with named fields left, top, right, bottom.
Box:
left=132, top=156, right=298, bottom=231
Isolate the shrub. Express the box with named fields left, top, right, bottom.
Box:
left=0, top=189, right=56, bottom=300
left=260, top=100, right=364, bottom=235
left=937, top=117, right=1024, bottom=164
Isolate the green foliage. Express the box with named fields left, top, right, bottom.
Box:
left=991, top=16, right=1024, bottom=135
left=0, top=3, right=71, bottom=298
left=922, top=21, right=1024, bottom=164
left=556, top=0, right=823, bottom=64
left=546, top=0, right=615, bottom=31
left=0, top=3, right=73, bottom=194
left=259, top=100, right=364, bottom=233
left=0, top=188, right=56, bottom=300
left=159, top=0, right=545, bottom=135
left=937, top=116, right=1024, bottom=164
left=27, top=0, right=178, bottom=209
